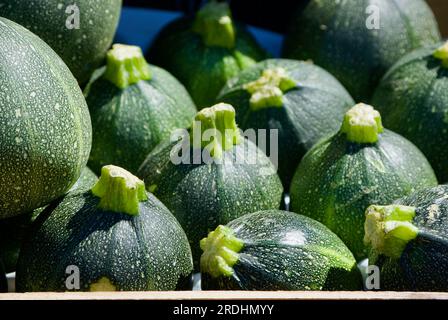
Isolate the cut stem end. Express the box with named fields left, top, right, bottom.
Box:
left=191, top=103, right=242, bottom=159
left=91, top=165, right=148, bottom=216
left=244, top=67, right=297, bottom=111
left=103, top=44, right=152, bottom=89
left=340, top=103, right=384, bottom=144
left=192, top=1, right=235, bottom=49
left=364, top=205, right=419, bottom=259
left=434, top=42, right=448, bottom=68
left=200, top=225, right=244, bottom=278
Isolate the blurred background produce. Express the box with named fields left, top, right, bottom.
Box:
left=122, top=0, right=448, bottom=36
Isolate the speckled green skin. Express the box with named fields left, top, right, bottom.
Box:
left=372, top=43, right=448, bottom=183
left=0, top=167, right=97, bottom=273
left=201, top=210, right=361, bottom=290
left=138, top=138, right=283, bottom=268
left=0, top=0, right=122, bottom=84
left=85, top=65, right=197, bottom=175
left=148, top=17, right=267, bottom=108
left=290, top=130, right=438, bottom=261
left=16, top=191, right=193, bottom=292
left=370, top=185, right=448, bottom=291
left=218, top=59, right=354, bottom=187
left=0, top=18, right=92, bottom=219
left=283, top=0, right=441, bottom=102
left=68, top=167, right=98, bottom=195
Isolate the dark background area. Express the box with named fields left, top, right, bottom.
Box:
left=122, top=0, right=448, bottom=37
left=122, top=0, right=309, bottom=33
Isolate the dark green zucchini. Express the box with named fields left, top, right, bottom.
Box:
left=290, top=104, right=438, bottom=260
left=283, top=0, right=441, bottom=102
left=16, top=165, right=193, bottom=291
left=85, top=44, right=197, bottom=174
left=0, top=0, right=122, bottom=84
left=365, top=185, right=448, bottom=291
left=148, top=1, right=267, bottom=108
left=217, top=59, right=354, bottom=187
left=138, top=103, right=283, bottom=268
left=0, top=167, right=97, bottom=273
left=201, top=210, right=362, bottom=290
left=0, top=17, right=92, bottom=219
left=372, top=41, right=448, bottom=182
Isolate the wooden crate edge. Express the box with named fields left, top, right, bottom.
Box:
left=0, top=291, right=447, bottom=301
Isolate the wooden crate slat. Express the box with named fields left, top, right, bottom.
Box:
left=0, top=291, right=447, bottom=300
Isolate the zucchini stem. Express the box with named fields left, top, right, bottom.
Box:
left=244, top=67, right=297, bottom=110
left=192, top=1, right=235, bottom=49
left=191, top=103, right=241, bottom=159
left=364, top=205, right=419, bottom=259
left=434, top=41, right=448, bottom=68
left=103, top=44, right=152, bottom=89
left=340, top=103, right=384, bottom=144
left=91, top=165, right=148, bottom=216
left=200, top=225, right=244, bottom=278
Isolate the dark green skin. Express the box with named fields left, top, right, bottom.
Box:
left=372, top=43, right=448, bottom=183
left=85, top=65, right=197, bottom=175
left=290, top=130, right=438, bottom=261
left=0, top=167, right=97, bottom=273
left=283, top=0, right=441, bottom=102
left=67, top=167, right=98, bottom=195
left=0, top=18, right=92, bottom=219
left=138, top=138, right=283, bottom=269
left=371, top=185, right=448, bottom=291
left=218, top=59, right=354, bottom=187
left=202, top=210, right=362, bottom=291
left=16, top=191, right=193, bottom=292
left=148, top=17, right=267, bottom=108
left=0, top=0, right=122, bottom=84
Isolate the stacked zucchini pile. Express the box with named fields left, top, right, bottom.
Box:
left=1, top=0, right=448, bottom=292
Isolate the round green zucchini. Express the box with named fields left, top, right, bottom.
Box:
left=138, top=103, right=283, bottom=268
left=372, top=41, right=448, bottom=183
left=0, top=17, right=92, bottom=219
left=0, top=167, right=97, bottom=273
left=365, top=185, right=448, bottom=291
left=217, top=59, right=354, bottom=187
left=16, top=165, right=193, bottom=292
left=148, top=1, right=267, bottom=108
left=201, top=210, right=362, bottom=290
left=85, top=44, right=197, bottom=174
left=283, top=0, right=441, bottom=102
left=0, top=0, right=122, bottom=84
left=290, top=104, right=438, bottom=260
